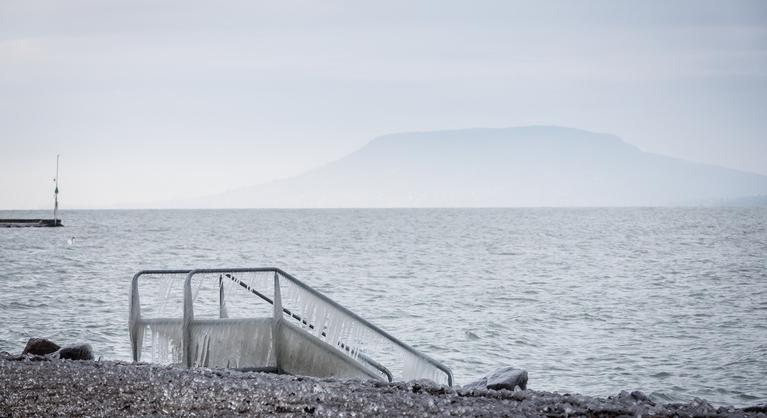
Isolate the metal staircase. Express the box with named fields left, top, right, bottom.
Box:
left=129, top=268, right=453, bottom=386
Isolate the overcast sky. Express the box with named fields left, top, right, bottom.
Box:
left=1, top=0, right=766, bottom=209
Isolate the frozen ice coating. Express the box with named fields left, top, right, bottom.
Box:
left=280, top=278, right=450, bottom=385
left=403, top=352, right=445, bottom=384
left=147, top=320, right=183, bottom=364
left=159, top=278, right=180, bottom=317
left=189, top=319, right=274, bottom=368
left=129, top=268, right=452, bottom=385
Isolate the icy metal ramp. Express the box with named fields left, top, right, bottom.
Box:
left=129, top=268, right=453, bottom=386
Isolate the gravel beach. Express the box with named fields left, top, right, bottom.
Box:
left=1, top=355, right=765, bottom=417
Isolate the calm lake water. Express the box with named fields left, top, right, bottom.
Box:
left=1, top=208, right=765, bottom=406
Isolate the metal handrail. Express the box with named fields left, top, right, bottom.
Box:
left=185, top=267, right=454, bottom=386
left=129, top=269, right=192, bottom=362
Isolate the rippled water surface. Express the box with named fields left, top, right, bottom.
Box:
left=1, top=208, right=765, bottom=406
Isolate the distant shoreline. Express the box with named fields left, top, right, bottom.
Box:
left=1, top=205, right=766, bottom=211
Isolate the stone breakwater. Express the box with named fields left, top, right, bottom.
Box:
left=1, top=355, right=765, bottom=417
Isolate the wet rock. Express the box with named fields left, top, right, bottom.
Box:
left=463, top=366, right=528, bottom=391
left=630, top=390, right=651, bottom=403
left=688, top=398, right=717, bottom=415
left=22, top=338, right=60, bottom=356
left=54, top=343, right=94, bottom=361
left=743, top=403, right=767, bottom=413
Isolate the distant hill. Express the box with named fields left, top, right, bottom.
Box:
left=184, top=126, right=767, bottom=208
left=703, top=195, right=767, bottom=207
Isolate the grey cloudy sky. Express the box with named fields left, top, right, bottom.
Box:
left=1, top=0, right=766, bottom=209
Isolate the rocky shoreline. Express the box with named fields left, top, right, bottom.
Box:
left=1, top=353, right=765, bottom=417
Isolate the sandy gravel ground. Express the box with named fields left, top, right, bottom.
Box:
left=1, top=355, right=765, bottom=417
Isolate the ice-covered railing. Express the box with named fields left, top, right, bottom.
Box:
left=129, top=270, right=191, bottom=364
left=130, top=269, right=276, bottom=367
left=129, top=267, right=453, bottom=386
left=273, top=270, right=453, bottom=385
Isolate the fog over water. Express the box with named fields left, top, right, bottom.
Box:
left=1, top=208, right=765, bottom=406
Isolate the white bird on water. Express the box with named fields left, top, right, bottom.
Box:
left=67, top=236, right=76, bottom=246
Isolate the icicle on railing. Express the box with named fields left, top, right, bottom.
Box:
left=149, top=320, right=183, bottom=364
left=277, top=273, right=450, bottom=385
left=131, top=271, right=190, bottom=364
left=189, top=320, right=274, bottom=368
left=184, top=272, right=276, bottom=368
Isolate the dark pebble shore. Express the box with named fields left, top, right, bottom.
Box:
left=1, top=354, right=765, bottom=417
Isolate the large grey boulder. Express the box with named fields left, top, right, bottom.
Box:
left=464, top=366, right=528, bottom=391
left=22, top=338, right=60, bottom=356
left=53, top=343, right=94, bottom=361
left=17, top=338, right=95, bottom=361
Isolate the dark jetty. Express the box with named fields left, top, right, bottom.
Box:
left=4, top=155, right=63, bottom=228
left=0, top=219, right=62, bottom=228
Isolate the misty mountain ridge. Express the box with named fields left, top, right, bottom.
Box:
left=184, top=126, right=767, bottom=208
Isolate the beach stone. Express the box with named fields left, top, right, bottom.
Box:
left=630, top=390, right=650, bottom=402
left=464, top=366, right=528, bottom=391
left=55, top=343, right=94, bottom=361
left=22, top=338, right=60, bottom=356
left=743, top=403, right=767, bottom=413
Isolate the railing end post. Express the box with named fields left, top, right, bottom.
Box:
left=182, top=270, right=197, bottom=368
left=272, top=271, right=283, bottom=373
